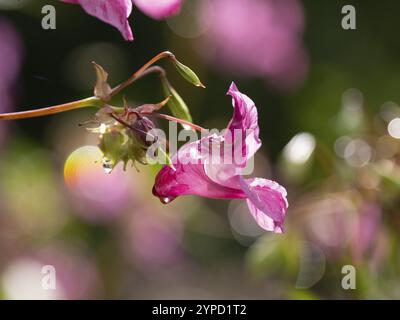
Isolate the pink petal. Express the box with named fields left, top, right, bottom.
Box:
left=61, top=0, right=133, bottom=41
left=132, top=0, right=182, bottom=20
left=204, top=83, right=261, bottom=185
left=240, top=178, right=288, bottom=233
left=226, top=82, right=261, bottom=162
left=153, top=138, right=246, bottom=201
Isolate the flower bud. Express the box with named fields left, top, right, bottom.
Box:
left=130, top=116, right=156, bottom=147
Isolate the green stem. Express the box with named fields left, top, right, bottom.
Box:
left=0, top=97, right=102, bottom=120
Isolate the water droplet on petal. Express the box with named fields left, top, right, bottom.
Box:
left=102, top=158, right=113, bottom=174
left=161, top=197, right=171, bottom=204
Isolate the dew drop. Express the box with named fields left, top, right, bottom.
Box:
left=161, top=197, right=171, bottom=204
left=102, top=158, right=113, bottom=174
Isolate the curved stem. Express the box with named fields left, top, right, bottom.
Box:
left=0, top=97, right=101, bottom=120
left=111, top=51, right=174, bottom=97
left=148, top=112, right=207, bottom=133
left=135, top=65, right=166, bottom=81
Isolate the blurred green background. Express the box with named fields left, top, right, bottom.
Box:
left=0, top=0, right=399, bottom=299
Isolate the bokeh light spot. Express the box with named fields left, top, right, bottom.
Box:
left=388, top=118, right=400, bottom=139
left=64, top=145, right=131, bottom=221
left=283, top=132, right=316, bottom=165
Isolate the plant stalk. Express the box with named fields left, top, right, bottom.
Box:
left=0, top=97, right=101, bottom=120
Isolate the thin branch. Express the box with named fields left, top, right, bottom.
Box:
left=0, top=97, right=101, bottom=120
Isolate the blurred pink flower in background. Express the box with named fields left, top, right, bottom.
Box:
left=126, top=208, right=183, bottom=270
left=304, top=196, right=355, bottom=256
left=62, top=0, right=183, bottom=41
left=198, top=0, right=309, bottom=91
left=304, top=196, right=388, bottom=266
left=351, top=202, right=385, bottom=264
left=0, top=18, right=23, bottom=145
left=0, top=19, right=22, bottom=87
left=153, top=83, right=288, bottom=233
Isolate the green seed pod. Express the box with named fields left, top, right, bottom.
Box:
left=173, top=59, right=205, bottom=88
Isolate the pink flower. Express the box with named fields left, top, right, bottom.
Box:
left=61, top=0, right=182, bottom=41
left=153, top=83, right=288, bottom=233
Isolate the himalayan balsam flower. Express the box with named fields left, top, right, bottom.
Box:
left=153, top=83, right=288, bottom=233
left=62, top=0, right=182, bottom=41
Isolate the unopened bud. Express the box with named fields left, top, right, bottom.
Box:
left=130, top=116, right=156, bottom=147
